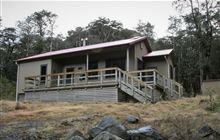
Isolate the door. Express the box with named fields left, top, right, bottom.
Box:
left=65, top=65, right=85, bottom=85
left=65, top=67, right=75, bottom=85
left=40, top=64, right=47, bottom=85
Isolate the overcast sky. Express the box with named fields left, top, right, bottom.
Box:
left=1, top=0, right=178, bottom=38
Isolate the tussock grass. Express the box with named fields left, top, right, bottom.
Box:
left=0, top=95, right=220, bottom=138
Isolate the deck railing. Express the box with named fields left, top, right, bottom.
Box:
left=129, top=69, right=183, bottom=97
left=24, top=67, right=182, bottom=101
left=25, top=67, right=153, bottom=102
left=25, top=67, right=119, bottom=89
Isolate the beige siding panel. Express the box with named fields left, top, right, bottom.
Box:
left=18, top=59, right=52, bottom=94
left=145, top=60, right=169, bottom=77
left=24, top=87, right=118, bottom=102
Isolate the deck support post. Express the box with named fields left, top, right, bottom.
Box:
left=126, top=48, right=129, bottom=71
left=131, top=78, right=134, bottom=95
left=151, top=89, right=154, bottom=103
left=86, top=54, right=89, bottom=71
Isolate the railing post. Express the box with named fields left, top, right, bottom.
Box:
left=115, top=69, right=118, bottom=82
left=71, top=74, right=73, bottom=85
left=57, top=75, right=60, bottom=87
left=140, top=72, right=142, bottom=81
left=100, top=71, right=103, bottom=84
left=45, top=76, right=47, bottom=87
left=153, top=70, right=156, bottom=85
left=118, top=70, right=121, bottom=87
left=85, top=72, right=88, bottom=84
left=33, top=77, right=36, bottom=89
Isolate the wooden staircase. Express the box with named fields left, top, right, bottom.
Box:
left=116, top=68, right=153, bottom=103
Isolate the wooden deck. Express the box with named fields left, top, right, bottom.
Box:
left=24, top=67, right=183, bottom=102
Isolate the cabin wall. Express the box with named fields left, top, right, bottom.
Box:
left=53, top=55, right=86, bottom=72
left=133, top=42, right=148, bottom=70
left=144, top=57, right=169, bottom=78
left=90, top=50, right=126, bottom=70
left=128, top=47, right=135, bottom=71
left=164, top=55, right=175, bottom=79
left=18, top=59, right=52, bottom=93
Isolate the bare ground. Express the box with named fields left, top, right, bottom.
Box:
left=0, top=96, right=220, bottom=139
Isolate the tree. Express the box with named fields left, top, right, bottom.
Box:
left=64, top=17, right=137, bottom=48
left=0, top=27, right=19, bottom=81
left=135, top=20, right=155, bottom=45
left=173, top=0, right=220, bottom=82
left=87, top=17, right=123, bottom=43
left=65, top=27, right=88, bottom=48
left=157, top=0, right=220, bottom=95
left=17, top=10, right=58, bottom=54
left=17, top=18, right=35, bottom=56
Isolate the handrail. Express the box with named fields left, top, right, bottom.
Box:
left=129, top=69, right=183, bottom=98
left=26, top=67, right=119, bottom=78
left=116, top=68, right=153, bottom=90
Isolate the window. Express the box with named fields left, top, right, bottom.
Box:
left=88, top=61, right=98, bottom=80
left=106, top=58, right=125, bottom=70
left=40, top=64, right=47, bottom=85
left=89, top=61, right=98, bottom=70
left=105, top=58, right=125, bottom=78
left=137, top=59, right=144, bottom=70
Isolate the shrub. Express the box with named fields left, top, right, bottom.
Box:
left=204, top=88, right=220, bottom=112
left=0, top=77, right=16, bottom=100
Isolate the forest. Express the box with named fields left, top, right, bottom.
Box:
left=0, top=0, right=220, bottom=99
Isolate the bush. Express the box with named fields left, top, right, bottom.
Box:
left=0, top=77, right=16, bottom=100
left=204, top=88, right=220, bottom=112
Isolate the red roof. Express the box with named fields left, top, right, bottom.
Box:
left=143, top=49, right=173, bottom=58
left=17, top=36, right=151, bottom=63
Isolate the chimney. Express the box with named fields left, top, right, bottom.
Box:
left=81, top=38, right=88, bottom=46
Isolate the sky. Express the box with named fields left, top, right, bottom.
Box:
left=1, top=0, right=178, bottom=38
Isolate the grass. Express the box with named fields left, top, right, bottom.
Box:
left=0, top=95, right=220, bottom=139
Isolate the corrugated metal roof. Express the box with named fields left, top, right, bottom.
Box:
left=143, top=49, right=173, bottom=57
left=17, top=36, right=150, bottom=62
